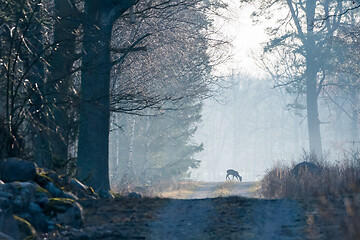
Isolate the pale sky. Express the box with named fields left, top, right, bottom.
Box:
left=213, top=3, right=268, bottom=76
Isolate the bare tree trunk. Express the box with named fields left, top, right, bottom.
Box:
left=351, top=90, right=359, bottom=148
left=120, top=117, right=136, bottom=189
left=47, top=0, right=80, bottom=165
left=305, top=55, right=323, bottom=158
left=76, top=13, right=112, bottom=190
left=305, top=0, right=322, bottom=158
left=141, top=110, right=151, bottom=184
left=76, top=1, right=137, bottom=191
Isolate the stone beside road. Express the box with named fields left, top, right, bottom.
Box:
left=0, top=158, right=114, bottom=239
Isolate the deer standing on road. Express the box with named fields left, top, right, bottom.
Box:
left=226, top=169, right=242, bottom=182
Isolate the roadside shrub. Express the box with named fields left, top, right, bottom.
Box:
left=260, top=152, right=360, bottom=199
left=261, top=152, right=360, bottom=239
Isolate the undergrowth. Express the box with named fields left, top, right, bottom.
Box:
left=111, top=178, right=197, bottom=198
left=260, top=152, right=360, bottom=199
left=261, top=151, right=360, bottom=239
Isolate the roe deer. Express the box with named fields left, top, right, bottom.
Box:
left=226, top=169, right=242, bottom=182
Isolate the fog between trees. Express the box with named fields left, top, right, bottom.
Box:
left=194, top=0, right=360, bottom=181
left=1, top=0, right=360, bottom=191
left=0, top=0, right=227, bottom=190
left=192, top=73, right=360, bottom=182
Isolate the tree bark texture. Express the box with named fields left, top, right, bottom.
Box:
left=76, top=14, right=112, bottom=190
left=47, top=0, right=80, bottom=164
left=351, top=91, right=359, bottom=147
left=120, top=117, right=136, bottom=188
left=304, top=0, right=323, bottom=158
left=305, top=54, right=323, bottom=157
left=76, top=0, right=137, bottom=191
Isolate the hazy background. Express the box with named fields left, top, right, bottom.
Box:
left=192, top=3, right=277, bottom=182
left=190, top=2, right=359, bottom=182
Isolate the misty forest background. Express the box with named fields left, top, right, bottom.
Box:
left=1, top=0, right=360, bottom=191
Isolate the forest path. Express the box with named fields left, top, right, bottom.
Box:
left=54, top=181, right=347, bottom=239
left=148, top=182, right=308, bottom=239
left=56, top=182, right=324, bottom=239
left=187, top=181, right=259, bottom=199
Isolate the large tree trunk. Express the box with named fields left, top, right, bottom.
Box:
left=305, top=57, right=322, bottom=157
left=350, top=90, right=359, bottom=147
left=47, top=0, right=79, bottom=166
left=76, top=1, right=137, bottom=191
left=76, top=12, right=112, bottom=190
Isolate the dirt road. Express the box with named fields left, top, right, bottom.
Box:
left=187, top=181, right=259, bottom=199
left=56, top=182, right=348, bottom=239
left=148, top=182, right=309, bottom=239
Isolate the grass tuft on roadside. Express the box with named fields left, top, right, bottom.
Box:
left=260, top=152, right=360, bottom=199
left=112, top=179, right=199, bottom=198
left=260, top=151, right=360, bottom=239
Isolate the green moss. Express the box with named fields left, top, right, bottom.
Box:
left=112, top=192, right=122, bottom=198
left=13, top=215, right=37, bottom=240
left=56, top=223, right=65, bottom=230
left=87, top=187, right=95, bottom=194
left=35, top=186, right=50, bottom=196
left=45, top=198, right=76, bottom=215
left=36, top=167, right=43, bottom=174
left=35, top=172, right=65, bottom=189
left=35, top=173, right=53, bottom=187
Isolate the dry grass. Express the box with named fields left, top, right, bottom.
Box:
left=260, top=152, right=360, bottom=239
left=112, top=179, right=200, bottom=198
left=214, top=181, right=236, bottom=197
left=246, top=181, right=262, bottom=198
left=260, top=154, right=360, bottom=199
left=157, top=181, right=199, bottom=199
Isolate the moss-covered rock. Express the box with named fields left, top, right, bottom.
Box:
left=0, top=158, right=37, bottom=183
left=34, top=173, right=53, bottom=188
left=98, top=189, right=115, bottom=199
left=0, top=209, right=20, bottom=240
left=13, top=215, right=37, bottom=240
left=5, top=182, right=40, bottom=209
left=35, top=186, right=50, bottom=197
left=0, top=232, right=14, bottom=240
left=45, top=198, right=75, bottom=214
left=0, top=161, right=103, bottom=234
left=44, top=198, right=84, bottom=228
left=67, top=179, right=99, bottom=199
